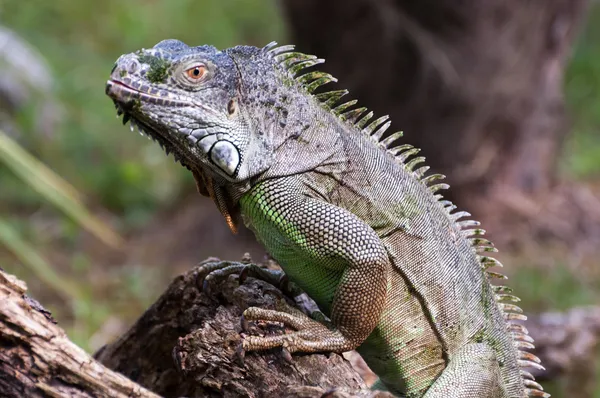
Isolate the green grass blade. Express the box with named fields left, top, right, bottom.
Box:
left=0, top=130, right=123, bottom=248
left=0, top=217, right=83, bottom=300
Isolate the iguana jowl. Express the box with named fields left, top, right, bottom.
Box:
left=106, top=40, right=548, bottom=397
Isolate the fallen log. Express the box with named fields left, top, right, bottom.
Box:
left=0, top=262, right=386, bottom=398
left=0, top=268, right=159, bottom=398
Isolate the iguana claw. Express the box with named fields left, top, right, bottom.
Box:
left=198, top=260, right=301, bottom=303
left=240, top=313, right=250, bottom=332
left=196, top=260, right=248, bottom=300
left=234, top=343, right=246, bottom=367
left=280, top=346, right=293, bottom=363
left=238, top=265, right=250, bottom=285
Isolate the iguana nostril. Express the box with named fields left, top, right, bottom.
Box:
left=128, top=60, right=139, bottom=74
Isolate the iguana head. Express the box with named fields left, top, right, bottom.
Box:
left=106, top=39, right=265, bottom=183
left=106, top=40, right=348, bottom=230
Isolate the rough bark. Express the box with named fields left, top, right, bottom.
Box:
left=2, top=263, right=599, bottom=397
left=0, top=264, right=387, bottom=398
left=280, top=0, right=592, bottom=247
left=0, top=268, right=160, bottom=398
left=94, top=259, right=381, bottom=398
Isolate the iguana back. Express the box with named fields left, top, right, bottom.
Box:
left=106, top=40, right=548, bottom=397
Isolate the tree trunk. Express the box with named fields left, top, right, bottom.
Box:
left=281, top=0, right=591, bottom=246
left=93, top=259, right=380, bottom=398
left=0, top=264, right=386, bottom=398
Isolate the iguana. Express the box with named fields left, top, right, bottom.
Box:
left=105, top=39, right=548, bottom=398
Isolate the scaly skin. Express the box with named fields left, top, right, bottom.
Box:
left=105, top=40, right=548, bottom=397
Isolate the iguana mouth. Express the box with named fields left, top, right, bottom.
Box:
left=106, top=80, right=192, bottom=167
left=106, top=79, right=189, bottom=107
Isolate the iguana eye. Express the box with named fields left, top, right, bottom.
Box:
left=185, top=64, right=207, bottom=81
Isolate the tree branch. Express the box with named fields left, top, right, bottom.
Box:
left=0, top=268, right=160, bottom=398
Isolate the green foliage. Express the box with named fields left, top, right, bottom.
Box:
left=564, top=4, right=600, bottom=178
left=510, top=264, right=598, bottom=312
left=0, top=216, right=82, bottom=300
left=138, top=54, right=171, bottom=83
left=0, top=131, right=122, bottom=247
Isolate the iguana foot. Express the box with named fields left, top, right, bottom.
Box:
left=198, top=260, right=312, bottom=304
left=241, top=299, right=353, bottom=354
left=198, top=260, right=285, bottom=299
left=198, top=260, right=344, bottom=355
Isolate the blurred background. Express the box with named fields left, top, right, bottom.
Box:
left=0, top=0, right=599, bottom=397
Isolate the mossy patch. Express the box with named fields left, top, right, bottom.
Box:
left=138, top=54, right=171, bottom=83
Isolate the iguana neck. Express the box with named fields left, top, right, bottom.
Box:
left=227, top=47, right=346, bottom=182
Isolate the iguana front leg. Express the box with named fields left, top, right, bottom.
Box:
left=229, top=178, right=391, bottom=354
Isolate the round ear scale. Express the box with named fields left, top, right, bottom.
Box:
left=210, top=140, right=240, bottom=177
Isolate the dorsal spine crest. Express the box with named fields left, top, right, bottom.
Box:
left=265, top=42, right=548, bottom=397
